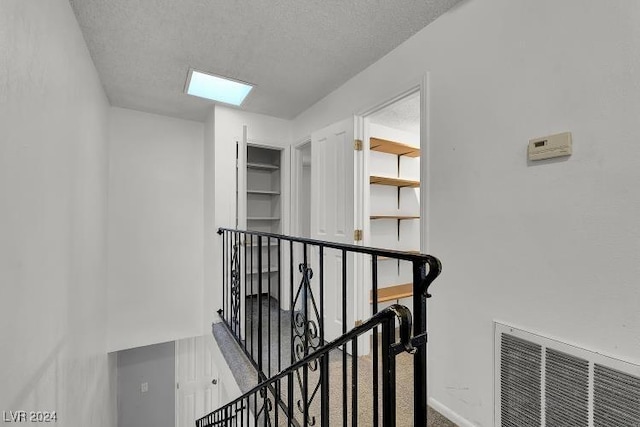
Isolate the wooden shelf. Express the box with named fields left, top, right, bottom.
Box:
left=370, top=283, right=413, bottom=303
left=370, top=175, right=419, bottom=188
left=247, top=162, right=279, bottom=171
left=370, top=137, right=420, bottom=157
left=370, top=215, right=420, bottom=220
left=247, top=190, right=280, bottom=195
left=247, top=217, right=281, bottom=221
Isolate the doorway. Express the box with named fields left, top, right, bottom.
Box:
left=359, top=89, right=423, bottom=325
left=295, top=141, right=312, bottom=238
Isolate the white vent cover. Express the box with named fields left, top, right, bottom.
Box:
left=495, top=323, right=640, bottom=427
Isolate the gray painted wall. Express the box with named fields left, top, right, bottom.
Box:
left=117, top=341, right=175, bottom=427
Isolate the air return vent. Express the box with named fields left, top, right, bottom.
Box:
left=500, top=334, right=541, bottom=426
left=495, top=323, right=640, bottom=427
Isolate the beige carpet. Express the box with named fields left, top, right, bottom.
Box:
left=214, top=297, right=457, bottom=426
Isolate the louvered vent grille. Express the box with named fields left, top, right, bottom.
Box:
left=594, top=364, right=640, bottom=427
left=496, top=323, right=640, bottom=427
left=500, top=333, right=542, bottom=427
left=545, top=348, right=589, bottom=427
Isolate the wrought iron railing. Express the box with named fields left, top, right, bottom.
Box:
left=207, top=227, right=442, bottom=426
left=197, top=304, right=414, bottom=427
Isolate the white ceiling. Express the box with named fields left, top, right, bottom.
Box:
left=69, top=0, right=462, bottom=122
left=369, top=92, right=420, bottom=134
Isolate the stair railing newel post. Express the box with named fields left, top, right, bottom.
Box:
left=412, top=257, right=443, bottom=427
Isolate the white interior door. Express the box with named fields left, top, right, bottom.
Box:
left=311, top=118, right=356, bottom=341
left=176, top=335, right=220, bottom=427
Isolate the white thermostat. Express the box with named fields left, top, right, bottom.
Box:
left=528, top=132, right=572, bottom=161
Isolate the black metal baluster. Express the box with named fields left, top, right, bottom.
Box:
left=277, top=238, right=282, bottom=373
left=263, top=388, right=268, bottom=427
left=258, top=235, right=263, bottom=375
left=302, top=243, right=309, bottom=427
left=250, top=234, right=254, bottom=360
left=288, top=372, right=294, bottom=427
left=268, top=236, right=272, bottom=378
left=289, top=241, right=294, bottom=367
left=342, top=249, right=348, bottom=427
left=413, top=261, right=426, bottom=427
left=319, top=246, right=329, bottom=427
left=352, top=337, right=358, bottom=427
left=381, top=317, right=396, bottom=427
left=244, top=233, right=248, bottom=354
left=237, top=231, right=243, bottom=339
left=222, top=231, right=226, bottom=324
left=372, top=254, right=379, bottom=427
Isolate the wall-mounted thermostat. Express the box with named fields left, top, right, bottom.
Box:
left=528, top=132, right=572, bottom=161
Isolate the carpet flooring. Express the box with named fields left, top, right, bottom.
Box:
left=213, top=296, right=456, bottom=427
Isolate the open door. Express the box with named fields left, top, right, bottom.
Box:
left=310, top=117, right=357, bottom=341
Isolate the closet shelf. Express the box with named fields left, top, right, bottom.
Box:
left=247, top=162, right=279, bottom=171
left=247, top=190, right=281, bottom=195
left=370, top=175, right=419, bottom=188
left=370, top=215, right=420, bottom=220
left=370, top=283, right=413, bottom=303
left=370, top=137, right=420, bottom=157
left=247, top=217, right=281, bottom=221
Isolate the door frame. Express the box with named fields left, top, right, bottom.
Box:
left=353, top=73, right=430, bottom=331
left=291, top=137, right=312, bottom=238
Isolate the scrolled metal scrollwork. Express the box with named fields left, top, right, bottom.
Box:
left=291, top=262, right=323, bottom=426
left=230, top=240, right=241, bottom=328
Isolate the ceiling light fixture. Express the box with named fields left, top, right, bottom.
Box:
left=185, top=69, right=253, bottom=106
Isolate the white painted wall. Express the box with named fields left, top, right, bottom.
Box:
left=0, top=0, right=114, bottom=425
left=294, top=1, right=640, bottom=425
left=108, top=107, right=204, bottom=352
left=203, top=110, right=216, bottom=332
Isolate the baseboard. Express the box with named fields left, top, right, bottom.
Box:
left=428, top=397, right=476, bottom=427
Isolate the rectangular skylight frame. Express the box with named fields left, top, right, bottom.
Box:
left=184, top=68, right=254, bottom=106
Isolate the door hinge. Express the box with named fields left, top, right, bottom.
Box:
left=354, top=229, right=363, bottom=241
left=176, top=382, right=180, bottom=390
left=354, top=139, right=363, bottom=151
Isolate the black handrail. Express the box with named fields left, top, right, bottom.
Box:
left=217, top=226, right=441, bottom=268
left=213, top=227, right=442, bottom=426
left=197, top=304, right=413, bottom=427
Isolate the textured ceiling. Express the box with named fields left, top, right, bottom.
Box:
left=369, top=92, right=420, bottom=134
left=69, top=0, right=462, bottom=121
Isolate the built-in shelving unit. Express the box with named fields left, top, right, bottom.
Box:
left=245, top=146, right=282, bottom=292
left=246, top=146, right=282, bottom=234
left=369, top=133, right=421, bottom=305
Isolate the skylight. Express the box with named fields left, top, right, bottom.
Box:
left=185, top=69, right=253, bottom=106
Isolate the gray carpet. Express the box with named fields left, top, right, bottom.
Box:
left=213, top=296, right=456, bottom=426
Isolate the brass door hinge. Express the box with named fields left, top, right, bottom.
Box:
left=354, top=229, right=363, bottom=241
left=354, top=139, right=363, bottom=151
